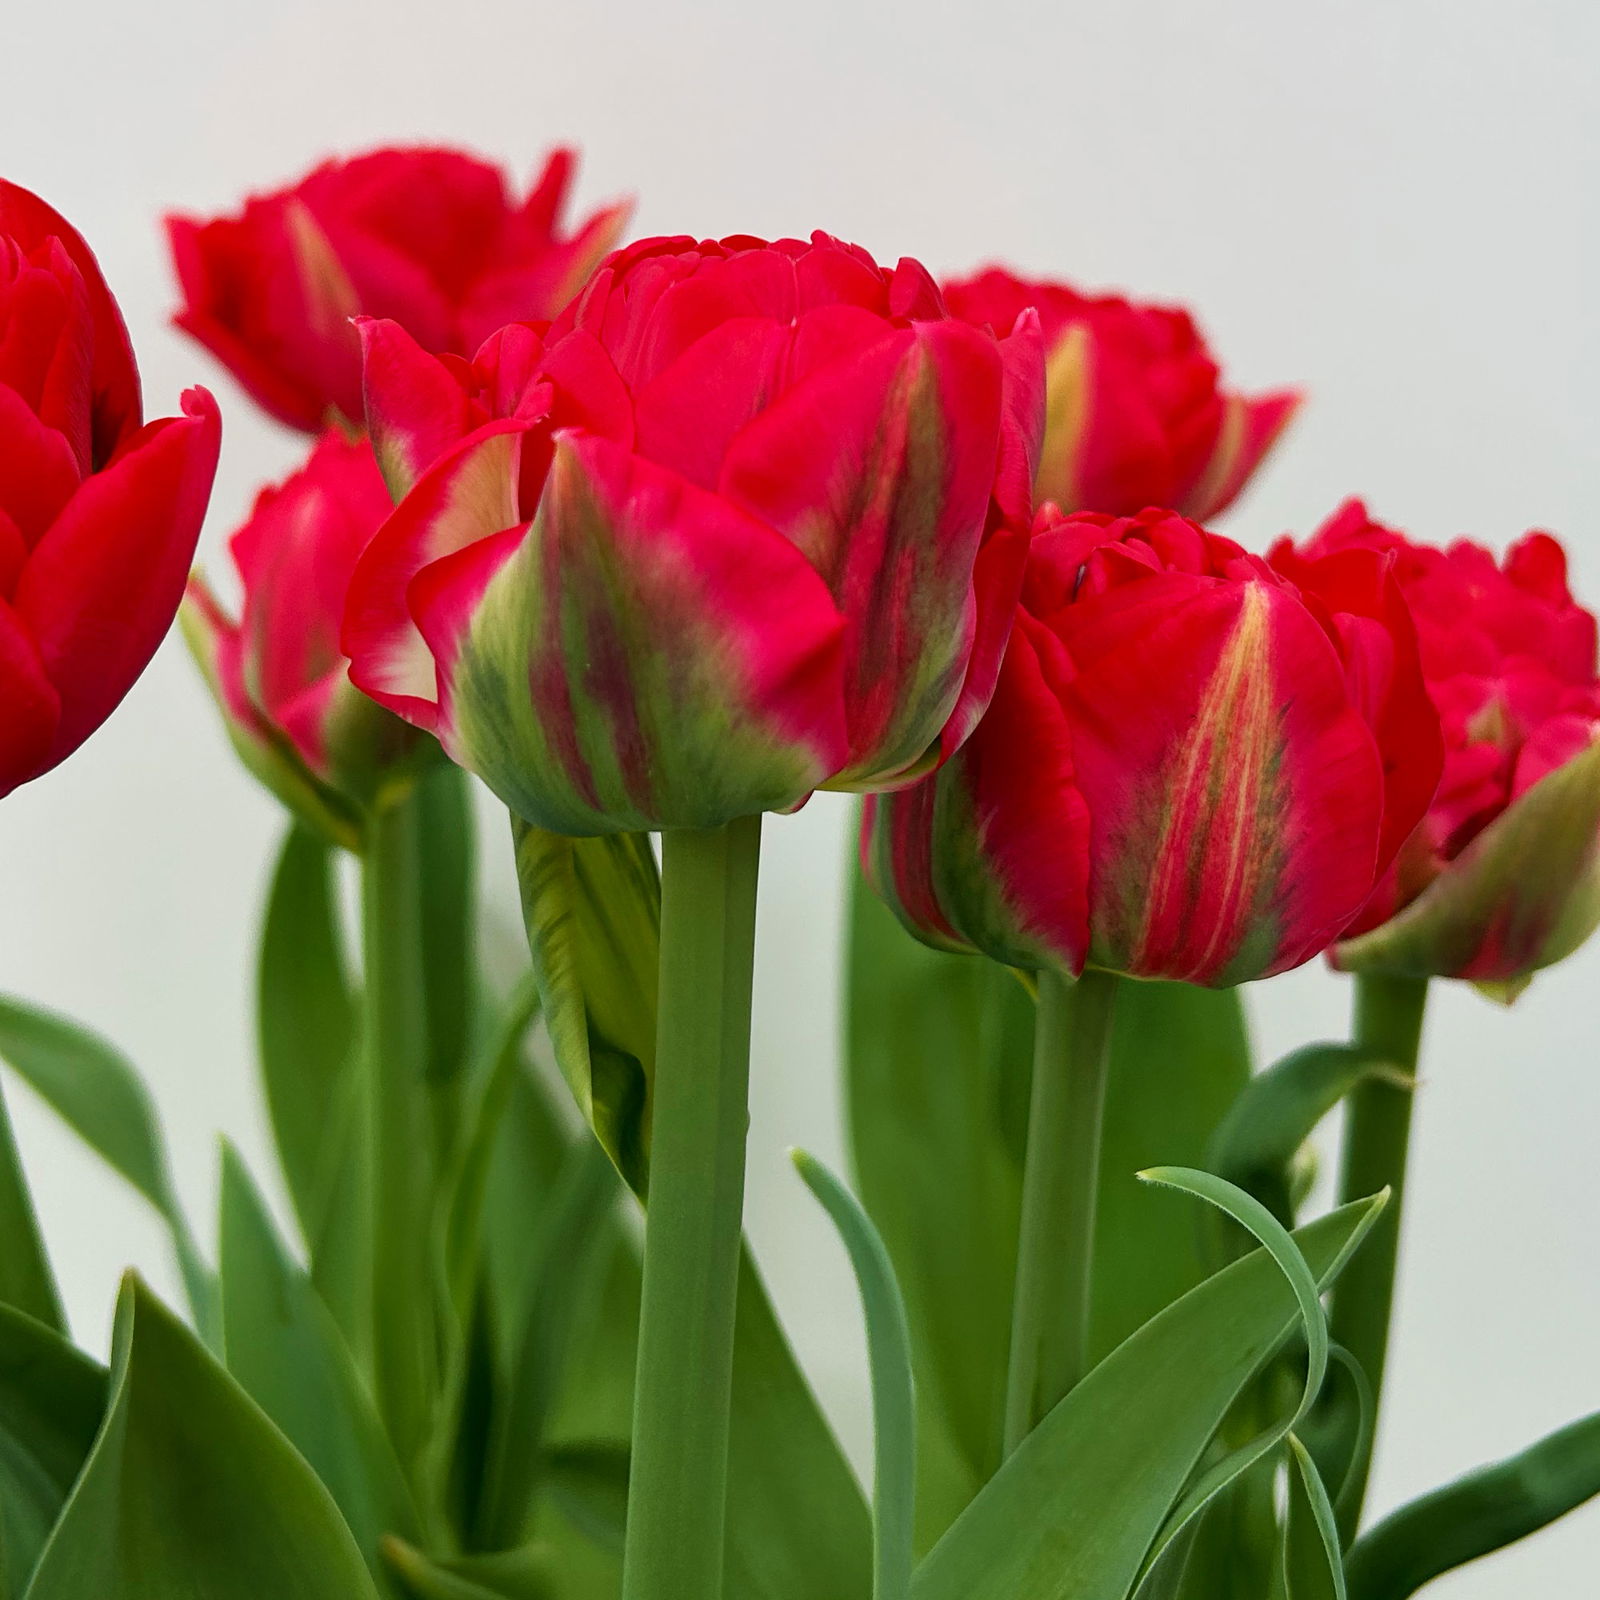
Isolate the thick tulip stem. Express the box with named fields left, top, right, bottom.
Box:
left=1329, top=970, right=1429, bottom=1542
left=362, top=788, right=439, bottom=1476
left=1003, top=967, right=1120, bottom=1455
left=622, top=815, right=763, bottom=1600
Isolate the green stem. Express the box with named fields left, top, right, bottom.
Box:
left=362, top=787, right=439, bottom=1476
left=1328, top=971, right=1428, bottom=1543
left=622, top=816, right=763, bottom=1600
left=1003, top=967, right=1120, bottom=1456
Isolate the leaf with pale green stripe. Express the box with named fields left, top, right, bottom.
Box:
left=0, top=998, right=215, bottom=1343
left=0, top=1305, right=105, bottom=1597
left=794, top=1150, right=916, bottom=1600
left=512, top=822, right=659, bottom=1194
left=0, top=1083, right=62, bottom=1333
left=1345, top=1410, right=1600, bottom=1600
left=909, top=1195, right=1385, bottom=1600
left=25, top=1277, right=380, bottom=1600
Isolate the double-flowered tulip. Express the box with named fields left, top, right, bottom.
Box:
left=183, top=430, right=427, bottom=848
left=942, top=268, right=1299, bottom=521
left=1274, top=501, right=1600, bottom=994
left=167, top=147, right=629, bottom=432
left=864, top=506, right=1443, bottom=986
left=343, top=231, right=1046, bottom=836
left=1, top=180, right=220, bottom=800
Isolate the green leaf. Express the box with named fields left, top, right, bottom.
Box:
left=1302, top=1345, right=1375, bottom=1523
left=1208, top=1044, right=1412, bottom=1227
left=0, top=1081, right=63, bottom=1333
left=910, top=1196, right=1385, bottom=1600
left=257, top=825, right=359, bottom=1255
left=844, top=871, right=1029, bottom=1537
left=1345, top=1410, right=1600, bottom=1600
left=1092, top=983, right=1252, bottom=1360
left=25, top=1277, right=380, bottom=1599
left=794, top=1151, right=916, bottom=1600
left=476, top=1140, right=621, bottom=1549
left=1283, top=1434, right=1347, bottom=1600
left=416, top=764, right=479, bottom=1148
left=217, top=1145, right=419, bottom=1580
left=384, top=1537, right=554, bottom=1600
left=0, top=998, right=215, bottom=1343
left=512, top=822, right=660, bottom=1194
left=844, top=856, right=1253, bottom=1546
left=543, top=1441, right=629, bottom=1556
left=0, top=1305, right=106, bottom=1595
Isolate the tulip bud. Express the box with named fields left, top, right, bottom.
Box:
left=942, top=269, right=1300, bottom=522
left=1, top=179, right=220, bottom=800
left=342, top=232, right=1047, bottom=837
left=1273, top=502, right=1600, bottom=997
left=166, top=146, right=630, bottom=433
left=864, top=506, right=1443, bottom=987
left=183, top=430, right=430, bottom=848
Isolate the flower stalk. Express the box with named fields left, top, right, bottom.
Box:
left=622, top=815, right=763, bottom=1600
left=1003, top=967, right=1120, bottom=1455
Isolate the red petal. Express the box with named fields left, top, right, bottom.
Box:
left=12, top=387, right=220, bottom=766
left=0, top=594, right=61, bottom=795
left=0, top=382, right=82, bottom=541
left=359, top=317, right=478, bottom=497
left=1183, top=388, right=1302, bottom=520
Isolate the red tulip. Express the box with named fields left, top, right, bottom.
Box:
left=166, top=147, right=630, bottom=433
left=1273, top=501, right=1600, bottom=994
left=183, top=429, right=426, bottom=848
left=1, top=179, right=220, bottom=800
left=942, top=268, right=1299, bottom=521
left=342, top=232, right=1045, bottom=836
left=864, top=506, right=1442, bottom=986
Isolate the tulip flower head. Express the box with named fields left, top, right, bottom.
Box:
left=943, top=268, right=1300, bottom=522
left=184, top=430, right=431, bottom=848
left=1274, top=501, right=1600, bottom=995
left=343, top=232, right=1047, bottom=837
left=1, top=179, right=220, bottom=800
left=167, top=146, right=630, bottom=432
left=864, top=506, right=1443, bottom=987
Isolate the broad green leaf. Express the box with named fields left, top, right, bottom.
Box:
left=1208, top=1044, right=1411, bottom=1226
left=1283, top=1434, right=1347, bottom=1600
left=476, top=1141, right=620, bottom=1549
left=0, top=1082, right=62, bottom=1333
left=844, top=873, right=1029, bottom=1537
left=910, top=1197, right=1385, bottom=1600
left=0, top=1306, right=105, bottom=1596
left=794, top=1151, right=916, bottom=1600
left=844, top=859, right=1252, bottom=1547
left=1345, top=1410, right=1600, bottom=1600
left=1091, top=983, right=1252, bottom=1360
left=25, top=1277, right=380, bottom=1599
left=0, top=998, right=215, bottom=1342
left=385, top=1537, right=554, bottom=1600
left=512, top=822, right=660, bottom=1194
left=217, top=1146, right=419, bottom=1581
left=543, top=1441, right=629, bottom=1555
left=416, top=764, right=479, bottom=1150
left=257, top=825, right=359, bottom=1255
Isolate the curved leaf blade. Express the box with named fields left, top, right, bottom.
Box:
left=1283, top=1434, right=1348, bottom=1600
left=794, top=1150, right=916, bottom=1600
left=1345, top=1411, right=1600, bottom=1600
left=0, top=1082, right=62, bottom=1333
left=25, top=1277, right=380, bottom=1600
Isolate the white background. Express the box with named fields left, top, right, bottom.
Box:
left=1, top=1, right=1596, bottom=1591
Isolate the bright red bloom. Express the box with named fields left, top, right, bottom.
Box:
left=864, top=506, right=1442, bottom=986
left=166, top=147, right=630, bottom=433
left=1, top=179, right=221, bottom=800
left=1274, top=501, right=1600, bottom=992
left=183, top=430, right=425, bottom=848
left=343, top=232, right=1046, bottom=836
left=942, top=268, right=1299, bottom=521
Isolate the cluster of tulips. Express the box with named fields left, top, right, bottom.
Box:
left=0, top=143, right=1596, bottom=1600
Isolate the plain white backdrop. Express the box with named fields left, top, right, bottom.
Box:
left=1, top=1, right=1596, bottom=1591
